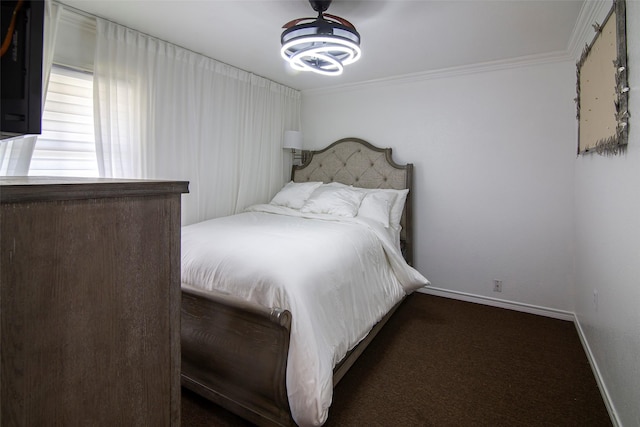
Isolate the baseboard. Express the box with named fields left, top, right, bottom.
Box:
left=417, top=286, right=619, bottom=426
left=573, top=314, right=621, bottom=427
left=417, top=286, right=574, bottom=321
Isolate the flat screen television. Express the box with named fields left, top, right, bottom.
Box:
left=1, top=0, right=44, bottom=140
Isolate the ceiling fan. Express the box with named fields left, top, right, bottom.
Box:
left=280, top=0, right=361, bottom=76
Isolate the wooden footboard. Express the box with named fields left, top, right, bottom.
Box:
left=182, top=286, right=404, bottom=426
left=181, top=286, right=294, bottom=427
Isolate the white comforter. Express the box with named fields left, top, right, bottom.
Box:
left=181, top=204, right=429, bottom=426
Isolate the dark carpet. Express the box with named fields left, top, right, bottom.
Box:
left=181, top=293, right=612, bottom=426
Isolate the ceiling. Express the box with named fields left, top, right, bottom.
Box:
left=60, top=0, right=585, bottom=91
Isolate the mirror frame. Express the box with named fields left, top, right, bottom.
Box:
left=576, top=0, right=629, bottom=155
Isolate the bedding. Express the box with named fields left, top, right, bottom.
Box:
left=181, top=202, right=428, bottom=426
left=357, top=190, right=398, bottom=228
left=300, top=185, right=365, bottom=217
left=270, top=181, right=323, bottom=209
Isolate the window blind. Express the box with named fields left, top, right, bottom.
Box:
left=29, top=65, right=99, bottom=177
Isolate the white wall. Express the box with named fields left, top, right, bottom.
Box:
left=573, top=1, right=640, bottom=425
left=302, top=58, right=577, bottom=312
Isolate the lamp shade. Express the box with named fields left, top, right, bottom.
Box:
left=283, top=130, right=303, bottom=150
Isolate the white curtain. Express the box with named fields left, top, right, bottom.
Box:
left=93, top=19, right=301, bottom=225
left=0, top=0, right=62, bottom=176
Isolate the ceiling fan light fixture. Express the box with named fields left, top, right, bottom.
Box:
left=281, top=36, right=360, bottom=75
left=280, top=1, right=361, bottom=76
left=288, top=49, right=344, bottom=76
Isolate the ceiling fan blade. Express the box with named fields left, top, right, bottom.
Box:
left=282, top=17, right=315, bottom=29
left=323, top=13, right=356, bottom=30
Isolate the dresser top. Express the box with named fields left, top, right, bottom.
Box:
left=0, top=177, right=189, bottom=203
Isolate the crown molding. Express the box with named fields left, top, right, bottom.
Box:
left=302, top=50, right=572, bottom=96
left=567, top=0, right=612, bottom=62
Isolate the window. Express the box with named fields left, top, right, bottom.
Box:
left=29, top=65, right=99, bottom=177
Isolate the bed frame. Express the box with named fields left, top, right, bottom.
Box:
left=181, top=137, right=414, bottom=426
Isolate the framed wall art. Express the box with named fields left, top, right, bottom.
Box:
left=576, top=0, right=629, bottom=155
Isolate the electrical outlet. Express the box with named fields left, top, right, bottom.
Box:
left=493, top=280, right=503, bottom=292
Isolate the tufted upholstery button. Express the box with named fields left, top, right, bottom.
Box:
left=330, top=177, right=334, bottom=181
left=370, top=162, right=374, bottom=167
left=383, top=177, right=388, bottom=181
left=319, top=163, right=322, bottom=167
left=355, top=178, right=359, bottom=182
left=343, top=162, right=347, bottom=167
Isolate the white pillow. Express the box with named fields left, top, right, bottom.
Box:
left=357, top=190, right=398, bottom=228
left=270, top=181, right=323, bottom=209
left=324, top=181, right=350, bottom=188
left=388, top=188, right=409, bottom=228
left=358, top=188, right=408, bottom=228
left=301, top=186, right=365, bottom=217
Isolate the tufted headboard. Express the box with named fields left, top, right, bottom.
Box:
left=291, top=137, right=414, bottom=265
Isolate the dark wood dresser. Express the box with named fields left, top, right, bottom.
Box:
left=0, top=177, right=189, bottom=426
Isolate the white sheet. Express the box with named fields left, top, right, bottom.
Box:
left=181, top=204, right=429, bottom=426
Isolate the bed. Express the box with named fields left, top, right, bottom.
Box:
left=180, top=137, right=429, bottom=426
